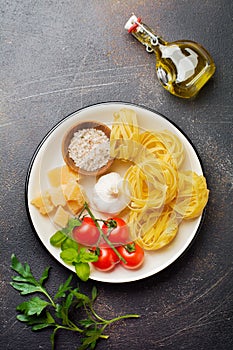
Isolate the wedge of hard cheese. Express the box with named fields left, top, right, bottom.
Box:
left=53, top=206, right=70, bottom=227
left=63, top=181, right=85, bottom=214
left=31, top=191, right=54, bottom=215
left=48, top=165, right=79, bottom=187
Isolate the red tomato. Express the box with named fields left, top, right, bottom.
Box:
left=102, top=217, right=130, bottom=246
left=91, top=248, right=119, bottom=271
left=72, top=217, right=100, bottom=246
left=117, top=242, right=144, bottom=269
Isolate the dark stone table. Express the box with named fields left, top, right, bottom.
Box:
left=1, top=1, right=232, bottom=349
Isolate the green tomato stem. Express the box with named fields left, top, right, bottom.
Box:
left=77, top=205, right=86, bottom=220
left=83, top=202, right=127, bottom=264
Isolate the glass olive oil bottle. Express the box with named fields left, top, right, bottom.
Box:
left=125, top=14, right=216, bottom=98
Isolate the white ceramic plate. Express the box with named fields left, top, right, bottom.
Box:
left=26, top=102, right=206, bottom=283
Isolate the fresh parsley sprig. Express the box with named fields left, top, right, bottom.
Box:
left=10, top=254, right=139, bottom=350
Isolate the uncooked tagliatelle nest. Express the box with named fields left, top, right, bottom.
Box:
left=110, top=108, right=209, bottom=250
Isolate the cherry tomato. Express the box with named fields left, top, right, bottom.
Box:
left=91, top=248, right=119, bottom=271
left=72, top=217, right=100, bottom=246
left=117, top=242, right=144, bottom=269
left=102, top=217, right=130, bottom=246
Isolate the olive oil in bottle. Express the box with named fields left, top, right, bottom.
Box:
left=125, top=14, right=216, bottom=98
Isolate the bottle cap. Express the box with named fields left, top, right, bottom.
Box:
left=125, top=14, right=141, bottom=33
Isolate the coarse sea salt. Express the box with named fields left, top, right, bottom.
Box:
left=68, top=128, right=110, bottom=171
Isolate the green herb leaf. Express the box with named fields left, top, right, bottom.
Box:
left=10, top=255, right=50, bottom=296
left=58, top=292, right=74, bottom=325
left=62, top=217, right=82, bottom=235
left=50, top=231, right=67, bottom=247
left=11, top=275, right=34, bottom=283
left=17, top=311, right=55, bottom=329
left=54, top=275, right=73, bottom=299
left=55, top=292, right=75, bottom=326
left=17, top=297, right=50, bottom=316
left=79, top=318, right=94, bottom=328
left=32, top=323, right=53, bottom=331
left=80, top=329, right=104, bottom=350
left=72, top=290, right=91, bottom=305
left=91, top=286, right=98, bottom=302
left=11, top=254, right=37, bottom=285
left=60, top=248, right=79, bottom=264
left=39, top=267, right=50, bottom=286
left=78, top=248, right=98, bottom=263
left=55, top=303, right=63, bottom=320
left=46, top=311, right=56, bottom=325
left=61, top=237, right=79, bottom=251
left=74, top=262, right=90, bottom=282
left=10, top=282, right=42, bottom=295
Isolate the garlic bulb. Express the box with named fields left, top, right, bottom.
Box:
left=91, top=172, right=131, bottom=215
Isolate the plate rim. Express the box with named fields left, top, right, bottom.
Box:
left=25, top=101, right=207, bottom=283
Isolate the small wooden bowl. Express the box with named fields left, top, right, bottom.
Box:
left=62, top=120, right=114, bottom=176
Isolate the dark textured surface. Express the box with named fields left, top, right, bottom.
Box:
left=1, top=1, right=232, bottom=349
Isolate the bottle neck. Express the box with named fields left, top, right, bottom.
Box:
left=125, top=15, right=166, bottom=53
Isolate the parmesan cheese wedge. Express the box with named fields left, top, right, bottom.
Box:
left=66, top=200, right=83, bottom=215
left=48, top=165, right=79, bottom=187
left=53, top=206, right=70, bottom=227
left=31, top=165, right=84, bottom=217
left=63, top=181, right=83, bottom=201
left=48, top=187, right=66, bottom=207
left=31, top=191, right=54, bottom=215
left=63, top=181, right=85, bottom=214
